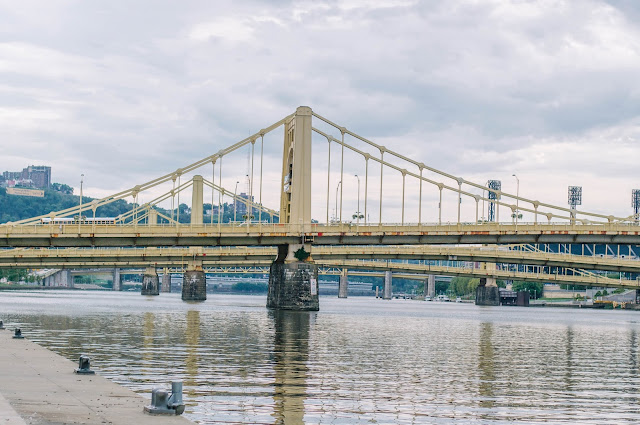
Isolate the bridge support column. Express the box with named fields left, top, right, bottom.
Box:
left=112, top=268, right=121, bottom=291
left=383, top=271, right=392, bottom=300
left=182, top=260, right=206, bottom=301
left=141, top=267, right=159, bottom=296
left=426, top=274, right=436, bottom=299
left=476, top=286, right=500, bottom=306
left=338, top=269, right=348, bottom=298
left=52, top=269, right=71, bottom=288
left=476, top=263, right=499, bottom=305
left=268, top=244, right=319, bottom=311
left=191, top=175, right=204, bottom=225
left=161, top=268, right=171, bottom=293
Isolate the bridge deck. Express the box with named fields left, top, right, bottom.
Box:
left=2, top=223, right=640, bottom=247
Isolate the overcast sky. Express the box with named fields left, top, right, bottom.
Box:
left=1, top=0, right=639, bottom=221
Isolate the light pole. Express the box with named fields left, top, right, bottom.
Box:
left=234, top=181, right=239, bottom=223
left=335, top=180, right=342, bottom=223
left=512, top=174, right=519, bottom=230
left=355, top=174, right=361, bottom=225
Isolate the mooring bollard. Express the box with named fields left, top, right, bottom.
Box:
left=13, top=328, right=24, bottom=339
left=74, top=355, right=95, bottom=374
left=144, top=381, right=185, bottom=415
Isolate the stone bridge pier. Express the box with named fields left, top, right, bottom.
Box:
left=338, top=269, right=349, bottom=298
left=267, top=244, right=319, bottom=311
left=141, top=267, right=159, bottom=295
left=383, top=271, right=393, bottom=300
left=182, top=259, right=206, bottom=301
left=475, top=263, right=500, bottom=306
left=161, top=268, right=171, bottom=293
left=42, top=269, right=72, bottom=287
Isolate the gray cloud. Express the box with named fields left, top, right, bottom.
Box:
left=1, top=0, right=639, bottom=219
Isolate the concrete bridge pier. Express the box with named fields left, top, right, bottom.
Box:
left=141, top=267, right=159, bottom=295
left=43, top=269, right=71, bottom=287
left=112, top=268, right=121, bottom=291
left=425, top=274, right=436, bottom=299
left=267, top=244, right=319, bottom=311
left=338, top=269, right=348, bottom=298
left=383, top=271, right=393, bottom=300
left=182, top=260, right=206, bottom=301
left=161, top=268, right=171, bottom=293
left=475, top=263, right=500, bottom=306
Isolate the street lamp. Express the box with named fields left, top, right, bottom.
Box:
left=355, top=174, right=361, bottom=225
left=512, top=174, right=519, bottom=229
left=335, top=180, right=342, bottom=223
left=234, top=181, right=239, bottom=222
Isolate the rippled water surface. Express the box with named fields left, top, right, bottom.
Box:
left=2, top=290, right=640, bottom=424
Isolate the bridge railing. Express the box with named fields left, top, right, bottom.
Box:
left=2, top=221, right=640, bottom=236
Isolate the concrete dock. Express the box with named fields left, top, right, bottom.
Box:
left=0, top=330, right=193, bottom=424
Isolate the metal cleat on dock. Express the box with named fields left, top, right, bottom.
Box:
left=144, top=381, right=185, bottom=415
left=74, top=355, right=95, bottom=374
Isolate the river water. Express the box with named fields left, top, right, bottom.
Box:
left=1, top=290, right=640, bottom=424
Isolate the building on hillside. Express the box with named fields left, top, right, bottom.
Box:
left=234, top=192, right=255, bottom=219
left=1, top=165, right=51, bottom=189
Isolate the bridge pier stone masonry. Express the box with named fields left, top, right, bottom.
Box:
left=383, top=271, right=393, bottom=300
left=267, top=244, right=319, bottom=311
left=141, top=267, right=159, bottom=296
left=338, top=269, right=348, bottom=298
left=475, top=263, right=500, bottom=306
left=161, top=268, right=171, bottom=293
left=182, top=259, right=206, bottom=301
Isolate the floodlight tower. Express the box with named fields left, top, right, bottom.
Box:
left=568, top=186, right=582, bottom=223
left=632, top=189, right=640, bottom=223
left=487, top=180, right=501, bottom=222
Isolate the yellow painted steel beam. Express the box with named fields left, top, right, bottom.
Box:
left=2, top=222, right=640, bottom=248
left=2, top=244, right=640, bottom=272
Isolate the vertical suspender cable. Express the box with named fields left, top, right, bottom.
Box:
left=177, top=175, right=181, bottom=224
left=218, top=158, right=223, bottom=231
left=379, top=151, right=384, bottom=226
left=457, top=181, right=462, bottom=224
left=171, top=178, right=175, bottom=223
left=339, top=132, right=345, bottom=223
left=364, top=157, right=369, bottom=225
left=251, top=141, right=255, bottom=222
left=326, top=138, right=331, bottom=223
left=418, top=167, right=423, bottom=224
left=259, top=135, right=264, bottom=223
left=475, top=198, right=479, bottom=223
left=401, top=172, right=406, bottom=225
left=215, top=159, right=216, bottom=225
left=438, top=185, right=442, bottom=225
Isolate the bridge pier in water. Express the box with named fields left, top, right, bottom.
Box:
left=182, top=260, right=206, bottom=301
left=112, top=268, right=121, bottom=291
left=141, top=267, right=159, bottom=295
left=475, top=263, right=499, bottom=306
left=161, top=268, right=171, bottom=293
left=338, top=269, right=348, bottom=298
left=425, top=275, right=436, bottom=299
left=383, top=271, right=393, bottom=300
left=268, top=245, right=319, bottom=311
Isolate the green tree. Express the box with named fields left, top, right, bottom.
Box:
left=512, top=281, right=543, bottom=299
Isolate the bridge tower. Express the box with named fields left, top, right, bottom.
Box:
left=267, top=106, right=319, bottom=311
left=181, top=175, right=207, bottom=300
